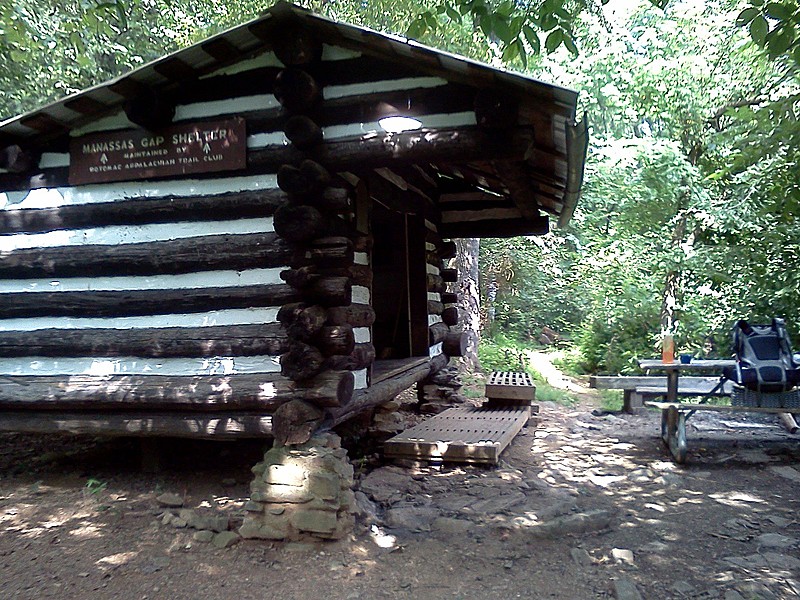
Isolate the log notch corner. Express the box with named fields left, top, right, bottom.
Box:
left=418, top=234, right=472, bottom=412
left=243, top=21, right=366, bottom=541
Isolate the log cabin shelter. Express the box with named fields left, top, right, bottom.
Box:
left=0, top=1, right=587, bottom=446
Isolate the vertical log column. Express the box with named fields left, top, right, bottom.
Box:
left=418, top=236, right=468, bottom=412
left=245, top=25, right=359, bottom=542
left=268, top=27, right=375, bottom=447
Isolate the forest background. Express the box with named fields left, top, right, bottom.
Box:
left=1, top=0, right=798, bottom=377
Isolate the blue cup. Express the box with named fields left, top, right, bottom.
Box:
left=679, top=354, right=692, bottom=364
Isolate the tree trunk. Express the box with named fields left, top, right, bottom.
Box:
left=454, top=238, right=481, bottom=370
left=659, top=186, right=692, bottom=335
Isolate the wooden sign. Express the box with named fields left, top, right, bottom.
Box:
left=69, top=118, right=246, bottom=185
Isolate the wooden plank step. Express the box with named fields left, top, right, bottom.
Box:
left=383, top=406, right=530, bottom=465
left=485, top=371, right=535, bottom=403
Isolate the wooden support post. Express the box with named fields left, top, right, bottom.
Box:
left=440, top=268, right=458, bottom=283
left=281, top=341, right=325, bottom=380
left=315, top=325, right=355, bottom=357
left=441, top=292, right=459, bottom=304
left=272, top=26, right=322, bottom=66
left=326, top=304, right=376, bottom=327
left=327, top=362, right=431, bottom=427
left=426, top=273, right=445, bottom=293
left=123, top=88, right=175, bottom=130
left=277, top=159, right=331, bottom=197
left=278, top=303, right=327, bottom=342
left=274, top=204, right=327, bottom=242
left=439, top=240, right=457, bottom=260
left=292, top=370, right=355, bottom=408
left=323, top=343, right=375, bottom=371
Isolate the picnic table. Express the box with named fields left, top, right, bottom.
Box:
left=638, top=358, right=799, bottom=463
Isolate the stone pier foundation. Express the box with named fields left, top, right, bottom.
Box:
left=240, top=432, right=355, bottom=541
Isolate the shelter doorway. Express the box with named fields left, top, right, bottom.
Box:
left=371, top=201, right=429, bottom=368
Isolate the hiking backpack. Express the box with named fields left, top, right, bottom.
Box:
left=723, top=318, right=800, bottom=393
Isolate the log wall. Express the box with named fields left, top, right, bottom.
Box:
left=0, top=167, right=294, bottom=418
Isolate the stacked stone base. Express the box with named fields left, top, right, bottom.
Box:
left=418, top=364, right=465, bottom=414
left=240, top=432, right=355, bottom=541
left=370, top=398, right=406, bottom=433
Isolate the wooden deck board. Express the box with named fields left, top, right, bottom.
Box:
left=384, top=406, right=530, bottom=464
left=372, top=357, right=430, bottom=384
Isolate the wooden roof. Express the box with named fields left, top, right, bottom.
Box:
left=0, top=1, right=587, bottom=230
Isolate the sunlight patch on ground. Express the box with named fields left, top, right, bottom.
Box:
left=710, top=491, right=766, bottom=508
left=69, top=522, right=105, bottom=539
left=97, top=551, right=137, bottom=567
left=369, top=524, right=397, bottom=549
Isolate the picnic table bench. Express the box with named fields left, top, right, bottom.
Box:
left=645, top=401, right=798, bottom=464
left=589, top=376, right=729, bottom=413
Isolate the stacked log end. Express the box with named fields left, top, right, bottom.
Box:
left=270, top=44, right=373, bottom=446
left=418, top=232, right=470, bottom=412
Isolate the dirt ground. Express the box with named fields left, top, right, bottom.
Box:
left=1, top=383, right=800, bottom=599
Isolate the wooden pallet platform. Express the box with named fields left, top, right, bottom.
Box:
left=383, top=405, right=531, bottom=465
left=485, top=371, right=535, bottom=406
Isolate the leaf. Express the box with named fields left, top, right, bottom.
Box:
left=502, top=39, right=520, bottom=62
left=496, top=1, right=514, bottom=17
left=765, top=2, right=793, bottom=20
left=736, top=7, right=759, bottom=26
left=563, top=32, right=579, bottom=56
left=767, top=26, right=793, bottom=56
left=406, top=18, right=427, bottom=39
left=553, top=7, right=571, bottom=21
left=115, top=2, right=128, bottom=30
left=545, top=28, right=563, bottom=52
left=750, top=15, right=769, bottom=45
left=517, top=40, right=528, bottom=68
left=540, top=12, right=558, bottom=31
left=523, top=25, right=541, bottom=54
left=445, top=6, right=461, bottom=21
left=493, top=17, right=514, bottom=43
left=479, top=14, right=493, bottom=37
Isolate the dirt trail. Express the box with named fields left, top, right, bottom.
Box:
left=525, top=350, right=592, bottom=395
left=1, top=369, right=799, bottom=599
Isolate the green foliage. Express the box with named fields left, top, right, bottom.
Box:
left=478, top=334, right=528, bottom=373
left=737, top=0, right=800, bottom=62
left=85, top=477, right=107, bottom=496
left=531, top=377, right=577, bottom=406
left=478, top=0, right=800, bottom=376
